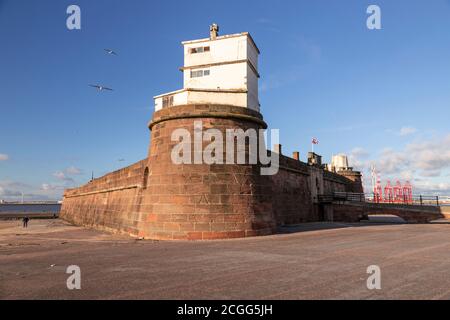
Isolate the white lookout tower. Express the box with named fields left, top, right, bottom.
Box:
left=154, top=24, right=260, bottom=111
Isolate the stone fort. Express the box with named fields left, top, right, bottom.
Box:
left=60, top=25, right=365, bottom=240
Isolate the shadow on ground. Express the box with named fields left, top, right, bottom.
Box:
left=278, top=215, right=449, bottom=234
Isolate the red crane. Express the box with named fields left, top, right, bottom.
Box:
left=384, top=180, right=394, bottom=203
left=374, top=178, right=383, bottom=203
left=402, top=181, right=413, bottom=203
left=393, top=181, right=403, bottom=203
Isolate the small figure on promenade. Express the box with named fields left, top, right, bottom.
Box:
left=22, top=216, right=30, bottom=228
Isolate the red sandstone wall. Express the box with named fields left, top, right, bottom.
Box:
left=364, top=203, right=444, bottom=223
left=271, top=156, right=314, bottom=225
left=332, top=203, right=367, bottom=222
left=140, top=105, right=276, bottom=240
left=60, top=159, right=148, bottom=236
left=323, top=170, right=362, bottom=194
left=331, top=202, right=444, bottom=223
left=323, top=173, right=348, bottom=194
left=335, top=170, right=364, bottom=193
left=270, top=155, right=359, bottom=226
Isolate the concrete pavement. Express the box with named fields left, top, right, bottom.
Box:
left=0, top=219, right=449, bottom=299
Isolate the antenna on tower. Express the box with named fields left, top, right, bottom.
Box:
left=210, top=23, right=219, bottom=40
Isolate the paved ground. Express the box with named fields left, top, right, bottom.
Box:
left=0, top=218, right=449, bottom=300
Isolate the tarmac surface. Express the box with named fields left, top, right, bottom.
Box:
left=0, top=218, right=449, bottom=300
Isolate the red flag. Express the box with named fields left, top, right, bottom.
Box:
left=312, top=137, right=319, bottom=145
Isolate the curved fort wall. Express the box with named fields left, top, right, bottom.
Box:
left=60, top=104, right=362, bottom=240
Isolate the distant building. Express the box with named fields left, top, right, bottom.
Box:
left=328, top=154, right=352, bottom=172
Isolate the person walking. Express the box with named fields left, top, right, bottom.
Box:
left=22, top=216, right=29, bottom=228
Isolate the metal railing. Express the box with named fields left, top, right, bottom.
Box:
left=318, top=192, right=366, bottom=204
left=366, top=193, right=440, bottom=206
left=318, top=192, right=441, bottom=207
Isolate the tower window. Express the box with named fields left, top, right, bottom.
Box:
left=162, top=95, right=174, bottom=108
left=189, top=46, right=210, bottom=54
left=190, top=69, right=210, bottom=78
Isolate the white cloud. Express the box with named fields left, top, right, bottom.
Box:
left=420, top=170, right=442, bottom=177
left=66, top=166, right=82, bottom=175
left=0, top=180, right=54, bottom=201
left=351, top=147, right=369, bottom=159
left=399, top=126, right=417, bottom=136
left=376, top=149, right=409, bottom=174
left=51, top=166, right=83, bottom=185
left=41, top=183, right=65, bottom=191
left=53, top=171, right=74, bottom=182
left=0, top=153, right=9, bottom=161
left=0, top=186, right=21, bottom=197
left=53, top=171, right=66, bottom=180
left=348, top=148, right=370, bottom=169
left=413, top=181, right=450, bottom=193
left=351, top=134, right=450, bottom=195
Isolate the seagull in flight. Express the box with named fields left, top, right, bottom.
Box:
left=89, top=84, right=114, bottom=91
left=104, top=48, right=118, bottom=56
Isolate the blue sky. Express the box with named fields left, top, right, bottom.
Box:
left=1, top=0, right=450, bottom=200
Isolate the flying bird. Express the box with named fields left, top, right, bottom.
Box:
left=118, top=158, right=125, bottom=162
left=104, top=48, right=118, bottom=55
left=89, top=84, right=114, bottom=91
